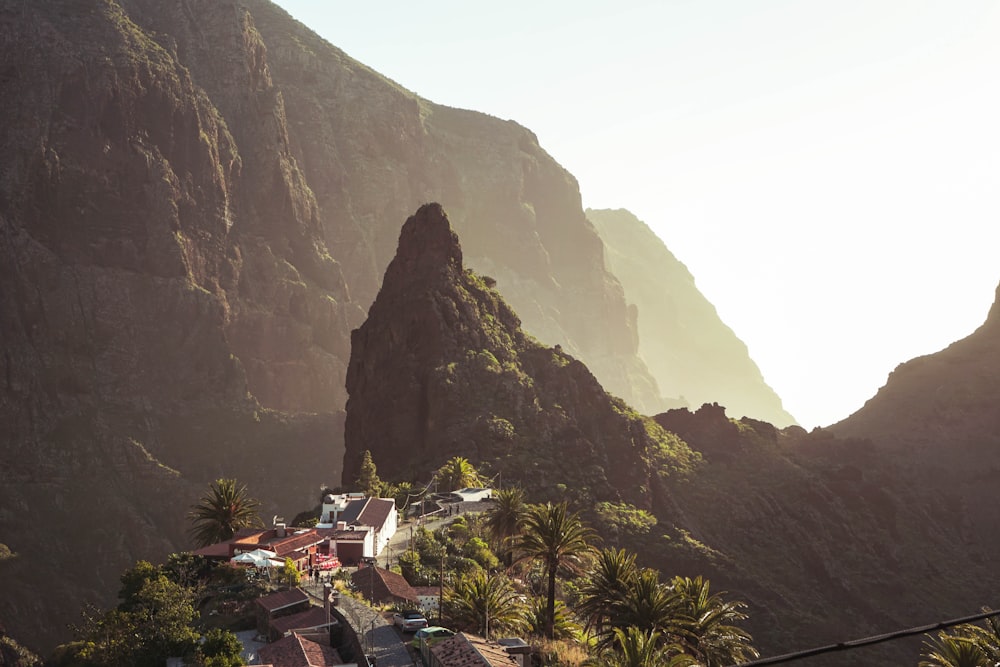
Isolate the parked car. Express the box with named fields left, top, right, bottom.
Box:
left=411, top=626, right=455, bottom=649
left=393, top=610, right=428, bottom=632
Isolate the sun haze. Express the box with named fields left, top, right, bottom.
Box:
left=272, top=0, right=1000, bottom=428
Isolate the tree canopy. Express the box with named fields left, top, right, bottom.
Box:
left=187, top=478, right=262, bottom=548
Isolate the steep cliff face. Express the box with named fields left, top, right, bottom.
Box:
left=588, top=208, right=796, bottom=427
left=343, top=203, right=696, bottom=503
left=0, top=0, right=343, bottom=652
left=0, top=0, right=805, bottom=654
left=340, top=204, right=996, bottom=663
left=225, top=0, right=669, bottom=416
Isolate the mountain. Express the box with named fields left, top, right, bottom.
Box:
left=652, top=406, right=991, bottom=664
left=342, top=204, right=996, bottom=664
left=587, top=208, right=796, bottom=427
left=342, top=203, right=697, bottom=502
left=830, top=282, right=1000, bottom=561
left=203, top=0, right=670, bottom=416
left=0, top=0, right=771, bottom=652
left=657, top=286, right=1000, bottom=662
left=0, top=0, right=347, bottom=651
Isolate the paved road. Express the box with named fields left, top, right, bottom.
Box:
left=297, top=500, right=494, bottom=665
left=337, top=593, right=418, bottom=667
left=382, top=500, right=494, bottom=568
left=299, top=578, right=417, bottom=667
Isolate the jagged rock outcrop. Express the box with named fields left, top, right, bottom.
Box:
left=229, top=0, right=670, bottom=416
left=343, top=203, right=696, bottom=502
left=341, top=204, right=997, bottom=663
left=588, top=208, right=796, bottom=426
left=0, top=0, right=807, bottom=655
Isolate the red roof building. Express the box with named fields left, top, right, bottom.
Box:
left=267, top=606, right=338, bottom=643
left=350, top=565, right=418, bottom=606
left=255, top=588, right=311, bottom=636
left=257, top=632, right=345, bottom=667
left=428, top=633, right=526, bottom=667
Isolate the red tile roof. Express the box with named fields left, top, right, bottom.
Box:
left=256, top=587, right=310, bottom=613
left=190, top=541, right=232, bottom=558
left=351, top=566, right=418, bottom=605
left=430, top=633, right=520, bottom=667
left=257, top=633, right=343, bottom=667
left=270, top=531, right=326, bottom=557
left=269, top=606, right=337, bottom=636
left=339, top=497, right=394, bottom=531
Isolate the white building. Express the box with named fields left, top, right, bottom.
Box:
left=318, top=495, right=397, bottom=556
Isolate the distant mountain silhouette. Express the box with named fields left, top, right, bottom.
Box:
left=588, top=208, right=796, bottom=427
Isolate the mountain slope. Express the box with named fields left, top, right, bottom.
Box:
left=652, top=406, right=991, bottom=664
left=342, top=205, right=995, bottom=664
left=830, top=281, right=1000, bottom=556
left=342, top=203, right=696, bottom=503
left=220, top=0, right=670, bottom=416
left=0, top=0, right=801, bottom=654
left=588, top=208, right=795, bottom=426
left=0, top=0, right=345, bottom=651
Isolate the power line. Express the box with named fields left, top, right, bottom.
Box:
left=732, top=607, right=1000, bottom=666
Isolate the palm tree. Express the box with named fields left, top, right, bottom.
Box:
left=578, top=548, right=639, bottom=636
left=443, top=570, right=528, bottom=639
left=436, top=456, right=481, bottom=492
left=963, top=613, right=1000, bottom=663
left=187, top=478, right=262, bottom=547
left=514, top=502, right=597, bottom=639
left=671, top=576, right=758, bottom=667
left=609, top=569, right=681, bottom=642
left=526, top=596, right=582, bottom=641
left=920, top=633, right=989, bottom=667
left=585, top=627, right=695, bottom=667
left=484, top=486, right=526, bottom=566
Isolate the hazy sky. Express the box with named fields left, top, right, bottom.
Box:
left=272, top=1, right=1000, bottom=428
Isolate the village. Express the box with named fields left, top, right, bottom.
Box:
left=188, top=486, right=527, bottom=667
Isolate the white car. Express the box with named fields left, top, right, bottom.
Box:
left=393, top=610, right=428, bottom=633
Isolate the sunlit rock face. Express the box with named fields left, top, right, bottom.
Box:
left=342, top=203, right=690, bottom=502
left=587, top=208, right=796, bottom=427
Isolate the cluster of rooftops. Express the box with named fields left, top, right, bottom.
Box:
left=187, top=490, right=528, bottom=666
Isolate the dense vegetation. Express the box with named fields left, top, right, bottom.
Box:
left=42, top=469, right=1000, bottom=666
left=50, top=556, right=248, bottom=667
left=358, top=454, right=758, bottom=666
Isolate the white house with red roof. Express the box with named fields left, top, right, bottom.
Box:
left=319, top=495, right=397, bottom=557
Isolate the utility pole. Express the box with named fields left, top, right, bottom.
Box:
left=438, top=555, right=444, bottom=626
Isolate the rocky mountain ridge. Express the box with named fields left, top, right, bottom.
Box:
left=587, top=208, right=795, bottom=427
left=342, top=203, right=1000, bottom=663
left=343, top=203, right=696, bottom=505
left=0, top=0, right=793, bottom=653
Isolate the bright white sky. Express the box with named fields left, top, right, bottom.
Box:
left=272, top=0, right=1000, bottom=428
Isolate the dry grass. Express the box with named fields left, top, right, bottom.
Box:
left=533, top=637, right=591, bottom=666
